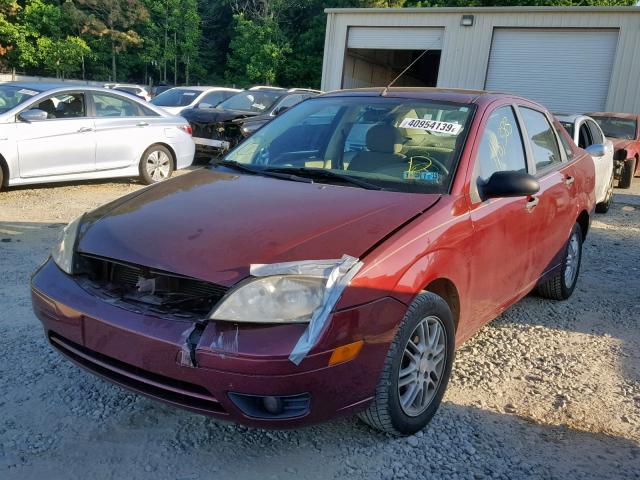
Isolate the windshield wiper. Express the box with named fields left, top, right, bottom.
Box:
left=265, top=167, right=383, bottom=190
left=212, top=160, right=313, bottom=184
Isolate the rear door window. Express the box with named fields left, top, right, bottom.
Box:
left=91, top=93, right=145, bottom=117
left=520, top=107, right=562, bottom=172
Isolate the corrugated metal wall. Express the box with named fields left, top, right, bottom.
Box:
left=321, top=8, right=640, bottom=114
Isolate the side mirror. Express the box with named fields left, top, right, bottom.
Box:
left=18, top=109, right=48, bottom=123
left=273, top=106, right=289, bottom=116
left=481, top=170, right=540, bottom=199
left=585, top=143, right=606, bottom=158
left=198, top=102, right=212, bottom=109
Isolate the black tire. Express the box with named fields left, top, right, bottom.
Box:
left=595, top=172, right=614, bottom=213
left=0, top=165, right=3, bottom=191
left=618, top=157, right=636, bottom=189
left=139, top=144, right=175, bottom=185
left=537, top=223, right=582, bottom=300
left=358, top=292, right=455, bottom=436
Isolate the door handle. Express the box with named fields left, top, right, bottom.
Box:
left=136, top=121, right=149, bottom=127
left=564, top=175, right=575, bottom=186
left=77, top=126, right=94, bottom=133
left=525, top=196, right=539, bottom=211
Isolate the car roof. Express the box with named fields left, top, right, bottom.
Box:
left=554, top=113, right=587, bottom=123
left=320, top=87, right=535, bottom=107
left=167, top=86, right=240, bottom=92
left=587, top=112, right=638, bottom=120
left=2, top=82, right=71, bottom=92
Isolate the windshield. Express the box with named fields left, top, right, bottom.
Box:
left=0, top=85, right=40, bottom=113
left=223, top=96, right=474, bottom=194
left=590, top=116, right=637, bottom=140
left=216, top=91, right=283, bottom=113
left=115, top=87, right=140, bottom=95
left=151, top=88, right=201, bottom=107
left=560, top=121, right=574, bottom=137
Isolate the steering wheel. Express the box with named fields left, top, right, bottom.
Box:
left=407, top=155, right=450, bottom=176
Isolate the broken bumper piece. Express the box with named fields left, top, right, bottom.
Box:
left=31, top=258, right=406, bottom=427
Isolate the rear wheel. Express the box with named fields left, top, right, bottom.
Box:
left=139, top=145, right=174, bottom=185
left=358, top=292, right=455, bottom=435
left=618, top=157, right=636, bottom=189
left=537, top=223, right=582, bottom=300
left=0, top=165, right=3, bottom=191
left=595, top=172, right=614, bottom=213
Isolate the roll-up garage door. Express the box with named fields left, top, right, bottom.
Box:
left=347, top=27, right=443, bottom=50
left=485, top=29, right=619, bottom=113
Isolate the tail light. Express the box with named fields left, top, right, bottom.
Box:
left=179, top=124, right=193, bottom=136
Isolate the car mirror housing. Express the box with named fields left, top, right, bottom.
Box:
left=585, top=143, right=606, bottom=158
left=18, top=109, right=48, bottom=122
left=481, top=170, right=540, bottom=199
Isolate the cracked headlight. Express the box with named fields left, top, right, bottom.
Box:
left=209, top=275, right=325, bottom=323
left=51, top=215, right=83, bottom=274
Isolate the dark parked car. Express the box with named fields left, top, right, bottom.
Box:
left=32, top=88, right=595, bottom=435
left=181, top=87, right=320, bottom=158
left=587, top=112, right=640, bottom=188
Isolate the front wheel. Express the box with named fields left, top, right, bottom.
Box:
left=139, top=145, right=174, bottom=185
left=595, top=172, right=614, bottom=213
left=537, top=223, right=582, bottom=300
left=358, top=292, right=455, bottom=435
left=618, top=157, right=636, bottom=189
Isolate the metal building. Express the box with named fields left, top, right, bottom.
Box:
left=321, top=6, right=640, bottom=114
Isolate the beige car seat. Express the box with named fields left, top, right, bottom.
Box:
left=348, top=124, right=406, bottom=173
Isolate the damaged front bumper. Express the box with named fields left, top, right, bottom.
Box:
left=31, top=259, right=406, bottom=427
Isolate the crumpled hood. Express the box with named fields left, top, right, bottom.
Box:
left=78, top=169, right=439, bottom=286
left=181, top=107, right=258, bottom=125
left=610, top=138, right=635, bottom=150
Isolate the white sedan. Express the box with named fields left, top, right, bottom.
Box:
left=0, top=82, right=195, bottom=189
left=150, top=86, right=241, bottom=116
left=557, top=113, right=615, bottom=213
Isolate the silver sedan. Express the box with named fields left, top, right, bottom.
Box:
left=0, top=82, right=195, bottom=189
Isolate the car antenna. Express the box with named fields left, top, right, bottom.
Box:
left=381, top=39, right=440, bottom=97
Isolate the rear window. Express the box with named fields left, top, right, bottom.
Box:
left=151, top=88, right=201, bottom=107
left=591, top=116, right=637, bottom=140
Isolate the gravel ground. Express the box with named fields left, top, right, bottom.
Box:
left=1, top=171, right=639, bottom=480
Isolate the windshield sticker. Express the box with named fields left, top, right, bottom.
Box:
left=399, top=118, right=462, bottom=135
left=17, top=89, right=38, bottom=96
left=403, top=171, right=440, bottom=182
left=252, top=103, right=266, bottom=110
left=183, top=92, right=196, bottom=96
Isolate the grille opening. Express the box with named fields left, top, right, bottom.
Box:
left=75, top=254, right=228, bottom=321
left=49, top=333, right=226, bottom=414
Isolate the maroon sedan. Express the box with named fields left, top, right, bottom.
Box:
left=32, top=88, right=595, bottom=435
left=588, top=112, right=640, bottom=189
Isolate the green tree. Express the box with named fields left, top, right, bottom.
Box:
left=226, top=12, right=291, bottom=86
left=64, top=0, right=149, bottom=81
left=36, top=36, right=91, bottom=78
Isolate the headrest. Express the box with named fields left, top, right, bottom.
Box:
left=66, top=97, right=83, bottom=114
left=38, top=99, right=55, bottom=114
left=366, top=124, right=402, bottom=154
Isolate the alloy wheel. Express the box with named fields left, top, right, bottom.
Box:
left=564, top=230, right=581, bottom=286
left=398, top=315, right=447, bottom=417
left=145, top=150, right=171, bottom=181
